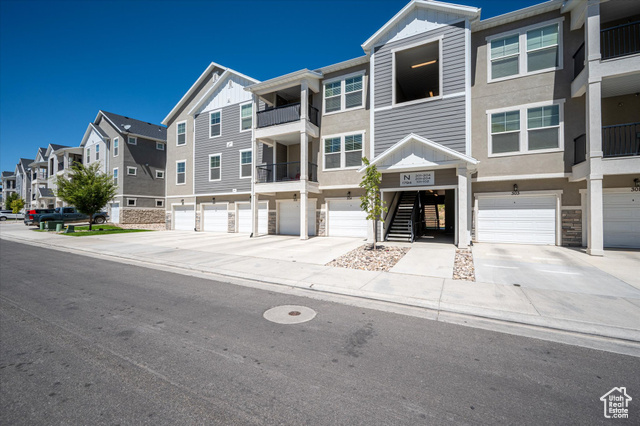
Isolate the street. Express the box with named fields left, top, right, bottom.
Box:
left=1, top=240, right=638, bottom=425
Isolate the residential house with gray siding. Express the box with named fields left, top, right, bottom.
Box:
left=1, top=171, right=16, bottom=209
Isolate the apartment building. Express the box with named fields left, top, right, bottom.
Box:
left=44, top=143, right=83, bottom=208
left=14, top=158, right=34, bottom=210
left=163, top=0, right=639, bottom=253
left=27, top=147, right=51, bottom=209
left=1, top=171, right=16, bottom=209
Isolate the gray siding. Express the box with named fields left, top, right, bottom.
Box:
left=122, top=137, right=166, bottom=197
left=194, top=103, right=252, bottom=194
left=374, top=21, right=467, bottom=156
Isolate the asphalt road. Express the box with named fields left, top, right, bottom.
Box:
left=1, top=240, right=638, bottom=425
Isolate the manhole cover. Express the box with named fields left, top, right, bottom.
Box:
left=263, top=305, right=316, bottom=324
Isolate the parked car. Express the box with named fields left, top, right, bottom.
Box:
left=24, top=208, right=56, bottom=226
left=36, top=207, right=109, bottom=225
left=0, top=210, right=25, bottom=221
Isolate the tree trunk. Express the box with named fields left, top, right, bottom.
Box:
left=89, top=217, right=93, bottom=231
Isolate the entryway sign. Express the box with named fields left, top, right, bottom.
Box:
left=400, top=171, right=434, bottom=186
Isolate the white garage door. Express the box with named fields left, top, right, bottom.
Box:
left=110, top=203, right=120, bottom=224
left=327, top=199, right=368, bottom=238
left=237, top=202, right=268, bottom=235
left=604, top=193, right=640, bottom=248
left=174, top=205, right=195, bottom=231
left=477, top=195, right=557, bottom=245
left=202, top=204, right=228, bottom=232
left=279, top=200, right=316, bottom=236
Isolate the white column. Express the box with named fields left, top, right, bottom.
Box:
left=251, top=193, right=259, bottom=237
left=586, top=176, right=604, bottom=256
left=300, top=191, right=308, bottom=240
left=457, top=166, right=469, bottom=249
left=299, top=81, right=309, bottom=182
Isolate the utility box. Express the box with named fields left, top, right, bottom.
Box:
left=46, top=221, right=63, bottom=231
left=64, top=225, right=75, bottom=233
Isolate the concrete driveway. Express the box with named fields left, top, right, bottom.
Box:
left=473, top=243, right=640, bottom=298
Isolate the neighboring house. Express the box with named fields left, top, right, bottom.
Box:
left=14, top=158, right=34, bottom=211
left=27, top=147, right=51, bottom=209
left=161, top=0, right=640, bottom=254
left=1, top=171, right=16, bottom=209
left=44, top=143, right=82, bottom=208
left=80, top=111, right=167, bottom=224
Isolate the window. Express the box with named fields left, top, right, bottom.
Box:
left=209, top=154, right=221, bottom=181
left=323, top=132, right=364, bottom=170
left=128, top=136, right=137, bottom=145
left=177, top=121, right=186, bottom=145
left=113, top=137, right=119, bottom=157
left=127, top=166, right=137, bottom=176
left=156, top=199, right=164, bottom=207
left=176, top=161, right=186, bottom=185
left=209, top=111, right=221, bottom=138
left=155, top=170, right=165, bottom=179
left=127, top=198, right=136, bottom=207
left=240, top=103, right=252, bottom=131
left=323, top=73, right=364, bottom=114
left=394, top=39, right=440, bottom=104
left=239, top=150, right=251, bottom=178
left=488, top=100, right=563, bottom=156
left=113, top=168, right=118, bottom=186
left=86, top=148, right=91, bottom=164
left=96, top=144, right=100, bottom=161
left=487, top=20, right=562, bottom=82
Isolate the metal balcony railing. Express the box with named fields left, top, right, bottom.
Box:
left=573, top=134, right=586, bottom=165
left=573, top=43, right=585, bottom=79
left=256, top=162, right=318, bottom=183
left=256, top=103, right=319, bottom=128
left=601, top=20, right=640, bottom=60
left=602, top=122, right=640, bottom=158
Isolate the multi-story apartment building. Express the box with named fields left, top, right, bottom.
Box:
left=44, top=143, right=83, bottom=208
left=14, top=158, right=34, bottom=210
left=163, top=0, right=639, bottom=254
left=79, top=111, right=167, bottom=223
left=27, top=147, right=51, bottom=209
left=1, top=171, right=16, bottom=209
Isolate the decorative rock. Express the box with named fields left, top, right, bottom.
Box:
left=453, top=249, right=475, bottom=281
left=326, top=244, right=409, bottom=272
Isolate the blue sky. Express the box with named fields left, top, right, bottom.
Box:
left=0, top=0, right=542, bottom=174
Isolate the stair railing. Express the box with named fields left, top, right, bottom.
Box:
left=410, top=195, right=420, bottom=242
left=384, top=191, right=401, bottom=241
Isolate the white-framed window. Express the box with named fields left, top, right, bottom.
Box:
left=176, top=121, right=186, bottom=146
left=323, top=72, right=364, bottom=114
left=155, top=170, right=165, bottom=179
left=323, top=132, right=364, bottom=170
left=209, top=111, right=221, bottom=138
left=240, top=103, right=252, bottom=131
left=127, top=166, right=137, bottom=175
left=128, top=136, right=137, bottom=145
left=209, top=154, right=221, bottom=181
left=95, top=144, right=100, bottom=161
left=487, top=18, right=563, bottom=82
left=86, top=148, right=91, bottom=164
left=393, top=37, right=442, bottom=106
left=113, top=137, right=119, bottom=157
left=487, top=99, right=564, bottom=157
left=127, top=198, right=136, bottom=207
left=176, top=160, right=186, bottom=185
left=113, top=168, right=118, bottom=186
left=239, top=150, right=252, bottom=178
left=156, top=142, right=164, bottom=150
left=156, top=199, right=164, bottom=207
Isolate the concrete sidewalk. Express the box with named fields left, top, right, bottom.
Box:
left=2, top=224, right=639, bottom=353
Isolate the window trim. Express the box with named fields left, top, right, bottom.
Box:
left=113, top=168, right=119, bottom=186
left=176, top=120, right=187, bottom=146
left=486, top=17, right=564, bottom=84
left=239, top=149, right=252, bottom=179
left=156, top=142, right=165, bottom=151
left=322, top=130, right=366, bottom=171
left=323, top=71, right=365, bottom=116
left=127, top=166, right=137, bottom=176
left=208, top=153, right=222, bottom=182
left=176, top=160, right=186, bottom=186
left=239, top=102, right=253, bottom=132
left=155, top=199, right=164, bottom=208
left=113, top=137, right=119, bottom=157
left=486, top=99, right=565, bottom=158
left=127, top=136, right=137, bottom=145
left=209, top=110, right=222, bottom=139
left=95, top=144, right=100, bottom=161
left=86, top=147, right=91, bottom=164
left=391, top=36, right=444, bottom=108
left=155, top=170, right=165, bottom=179
left=126, top=198, right=137, bottom=207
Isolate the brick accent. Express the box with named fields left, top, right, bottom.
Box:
left=562, top=209, right=582, bottom=246
left=317, top=211, right=326, bottom=237
left=120, top=208, right=165, bottom=224
left=228, top=211, right=236, bottom=233
left=195, top=211, right=201, bottom=231
left=268, top=211, right=276, bottom=234
left=165, top=212, right=171, bottom=230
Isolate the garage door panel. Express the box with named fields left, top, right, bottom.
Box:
left=174, top=206, right=195, bottom=231
left=604, top=193, right=640, bottom=248
left=327, top=200, right=368, bottom=238
left=237, top=203, right=268, bottom=234
left=279, top=201, right=315, bottom=236
left=203, top=205, right=227, bottom=232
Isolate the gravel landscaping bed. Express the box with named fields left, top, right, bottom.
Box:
left=453, top=249, right=475, bottom=281
left=326, top=244, right=409, bottom=272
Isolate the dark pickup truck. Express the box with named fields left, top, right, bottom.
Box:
left=24, top=208, right=56, bottom=226
left=36, top=207, right=109, bottom=225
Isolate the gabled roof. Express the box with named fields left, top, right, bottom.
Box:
left=98, top=110, right=167, bottom=142
left=80, top=122, right=110, bottom=147
left=1, top=171, right=15, bottom=178
left=28, top=148, right=49, bottom=167
left=18, top=158, right=34, bottom=172
left=245, top=69, right=322, bottom=95
left=315, top=55, right=369, bottom=75
left=162, top=62, right=259, bottom=125
left=45, top=143, right=72, bottom=158
left=361, top=0, right=480, bottom=52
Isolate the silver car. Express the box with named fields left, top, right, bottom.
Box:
left=0, top=210, right=25, bottom=221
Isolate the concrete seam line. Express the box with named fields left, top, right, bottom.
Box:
left=518, top=287, right=543, bottom=317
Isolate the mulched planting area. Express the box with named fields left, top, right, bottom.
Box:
left=326, top=244, right=409, bottom=272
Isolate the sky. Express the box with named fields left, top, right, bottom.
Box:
left=0, top=0, right=544, bottom=174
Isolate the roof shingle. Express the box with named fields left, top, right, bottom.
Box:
left=100, top=111, right=167, bottom=141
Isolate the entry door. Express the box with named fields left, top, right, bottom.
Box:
left=604, top=192, right=640, bottom=248
left=111, top=203, right=120, bottom=224
left=278, top=200, right=315, bottom=236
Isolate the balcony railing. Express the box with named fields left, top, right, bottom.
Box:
left=602, top=122, right=640, bottom=158
left=601, top=20, right=640, bottom=60
left=256, top=162, right=318, bottom=183
left=574, top=133, right=586, bottom=165
left=573, top=43, right=585, bottom=79
left=256, top=103, right=320, bottom=128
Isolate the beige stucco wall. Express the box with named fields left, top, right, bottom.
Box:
left=471, top=10, right=586, bottom=177
left=472, top=178, right=586, bottom=206
left=603, top=174, right=640, bottom=188
left=601, top=94, right=640, bottom=126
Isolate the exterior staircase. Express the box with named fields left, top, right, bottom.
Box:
left=386, top=191, right=419, bottom=242
left=424, top=203, right=439, bottom=230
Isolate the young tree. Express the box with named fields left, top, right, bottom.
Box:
left=10, top=197, right=25, bottom=214
left=56, top=163, right=117, bottom=230
left=359, top=157, right=387, bottom=249
left=4, top=192, right=19, bottom=210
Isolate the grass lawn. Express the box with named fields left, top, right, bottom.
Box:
left=61, top=224, right=152, bottom=237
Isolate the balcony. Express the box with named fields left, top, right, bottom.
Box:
left=58, top=162, right=64, bottom=171
left=256, top=162, right=318, bottom=184
left=603, top=122, right=640, bottom=158
left=574, top=133, right=586, bottom=165
left=601, top=21, right=640, bottom=60
left=573, top=43, right=585, bottom=80
left=256, top=103, right=319, bottom=128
